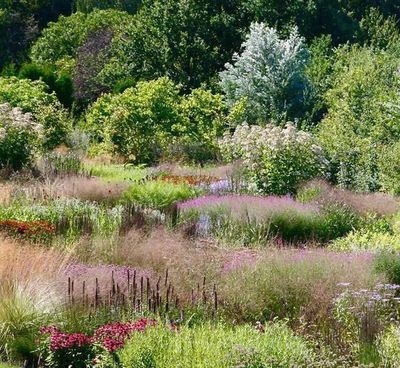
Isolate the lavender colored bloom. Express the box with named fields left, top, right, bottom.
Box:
left=196, top=214, right=211, bottom=236
left=177, top=194, right=317, bottom=214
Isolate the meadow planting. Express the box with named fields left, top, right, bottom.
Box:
left=2, top=2, right=400, bottom=367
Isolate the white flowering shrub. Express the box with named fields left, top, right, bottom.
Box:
left=0, top=103, right=42, bottom=170
left=221, top=123, right=328, bottom=195
left=220, top=23, right=310, bottom=125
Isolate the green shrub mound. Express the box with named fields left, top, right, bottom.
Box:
left=83, top=78, right=225, bottom=164
left=119, top=322, right=316, bottom=368
left=0, top=77, right=71, bottom=150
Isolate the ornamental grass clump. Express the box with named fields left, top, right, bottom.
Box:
left=0, top=103, right=43, bottom=170
left=220, top=123, right=328, bottom=195
left=118, top=321, right=316, bottom=367
left=122, top=180, right=200, bottom=212
left=178, top=194, right=356, bottom=245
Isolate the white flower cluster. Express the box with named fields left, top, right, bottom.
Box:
left=221, top=123, right=326, bottom=163
left=0, top=103, right=43, bottom=141
left=220, top=123, right=329, bottom=193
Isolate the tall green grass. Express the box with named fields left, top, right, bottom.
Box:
left=119, top=322, right=316, bottom=367
left=122, top=181, right=200, bottom=212
left=85, top=164, right=148, bottom=182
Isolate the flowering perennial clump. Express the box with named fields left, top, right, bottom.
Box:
left=0, top=103, right=43, bottom=169
left=40, top=318, right=157, bottom=355
left=0, top=220, right=55, bottom=236
left=94, top=319, right=157, bottom=352
left=220, top=123, right=328, bottom=195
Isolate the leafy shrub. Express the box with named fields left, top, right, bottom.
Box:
left=83, top=77, right=182, bottom=164
left=0, top=77, right=71, bottom=150
left=377, top=325, right=400, bottom=368
left=220, top=23, right=310, bottom=124
left=119, top=322, right=316, bottom=367
left=19, top=63, right=73, bottom=108
left=0, top=103, right=42, bottom=170
left=167, top=88, right=226, bottom=164
left=378, top=141, right=400, bottom=195
left=30, top=10, right=133, bottom=68
left=374, top=252, right=400, bottom=286
left=123, top=181, right=199, bottom=212
left=221, top=123, right=328, bottom=195
left=317, top=45, right=400, bottom=192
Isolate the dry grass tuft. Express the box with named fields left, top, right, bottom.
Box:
left=12, top=176, right=127, bottom=204
left=0, top=237, right=71, bottom=308
left=301, top=180, right=400, bottom=216
left=0, top=184, right=12, bottom=205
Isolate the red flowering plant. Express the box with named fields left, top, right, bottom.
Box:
left=38, top=326, right=95, bottom=368
left=38, top=319, right=157, bottom=367
left=0, top=220, right=55, bottom=239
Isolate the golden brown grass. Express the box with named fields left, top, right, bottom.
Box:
left=302, top=180, right=400, bottom=216
left=13, top=176, right=127, bottom=203
left=0, top=184, right=12, bottom=205
left=0, top=237, right=71, bottom=308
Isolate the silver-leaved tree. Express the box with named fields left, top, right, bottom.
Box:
left=220, top=22, right=310, bottom=126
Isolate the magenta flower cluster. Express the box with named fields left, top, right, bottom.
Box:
left=177, top=194, right=317, bottom=213
left=94, top=319, right=157, bottom=352
left=40, top=318, right=157, bottom=353
left=39, top=326, right=92, bottom=351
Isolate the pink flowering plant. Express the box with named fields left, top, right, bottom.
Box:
left=38, top=319, right=157, bottom=367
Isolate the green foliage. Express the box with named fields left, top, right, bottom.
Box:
left=378, top=141, right=400, bottom=195
left=358, top=8, right=400, bottom=50
left=85, top=78, right=225, bottom=164
left=0, top=103, right=42, bottom=170
left=122, top=181, right=199, bottom=211
left=303, top=35, right=334, bottom=127
left=0, top=285, right=49, bottom=363
left=75, top=0, right=142, bottom=14
left=0, top=198, right=125, bottom=243
left=179, top=88, right=225, bottom=148
left=377, top=325, right=400, bottom=368
left=84, top=77, right=182, bottom=163
left=221, top=123, right=328, bottom=195
left=86, top=164, right=148, bottom=183
left=0, top=77, right=71, bottom=149
left=19, top=63, right=73, bottom=108
left=330, top=230, right=400, bottom=253
left=318, top=45, right=400, bottom=192
left=167, top=88, right=226, bottom=164
left=30, top=10, right=133, bottom=67
left=39, top=152, right=82, bottom=177
left=374, top=252, right=400, bottom=286
left=102, top=0, right=247, bottom=91
left=180, top=199, right=358, bottom=246
left=119, top=322, right=315, bottom=367
left=241, top=0, right=400, bottom=44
